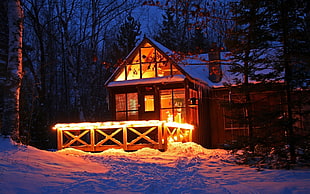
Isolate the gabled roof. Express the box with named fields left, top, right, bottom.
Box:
left=105, top=37, right=235, bottom=88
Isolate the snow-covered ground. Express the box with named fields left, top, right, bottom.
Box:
left=0, top=137, right=309, bottom=194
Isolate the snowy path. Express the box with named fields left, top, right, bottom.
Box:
left=0, top=138, right=309, bottom=194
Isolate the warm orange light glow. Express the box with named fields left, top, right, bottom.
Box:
left=114, top=42, right=181, bottom=81
left=165, top=122, right=195, bottom=130
left=53, top=120, right=194, bottom=131
left=144, top=95, right=155, bottom=112
left=53, top=122, right=125, bottom=131
left=53, top=120, right=194, bottom=151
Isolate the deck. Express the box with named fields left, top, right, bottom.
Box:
left=53, top=120, right=194, bottom=152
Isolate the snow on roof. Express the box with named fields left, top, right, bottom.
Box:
left=178, top=52, right=239, bottom=88
left=107, top=37, right=283, bottom=88
left=178, top=49, right=285, bottom=88
left=107, top=74, right=186, bottom=87
left=179, top=63, right=237, bottom=88
left=147, top=37, right=175, bottom=56
left=145, top=38, right=239, bottom=88
left=145, top=38, right=245, bottom=88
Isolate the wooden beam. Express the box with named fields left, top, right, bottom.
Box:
left=123, top=126, right=127, bottom=150
left=96, top=128, right=123, bottom=146
left=63, top=130, right=89, bottom=147
left=127, top=126, right=158, bottom=145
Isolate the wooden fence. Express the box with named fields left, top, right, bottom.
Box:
left=53, top=120, right=194, bottom=152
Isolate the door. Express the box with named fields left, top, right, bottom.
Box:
left=139, top=87, right=159, bottom=120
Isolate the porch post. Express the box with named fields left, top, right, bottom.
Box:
left=57, top=129, right=63, bottom=150
left=123, top=126, right=127, bottom=150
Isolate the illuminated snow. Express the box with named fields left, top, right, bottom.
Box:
left=0, top=137, right=309, bottom=193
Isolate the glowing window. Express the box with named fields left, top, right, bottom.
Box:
left=113, top=44, right=172, bottom=81
left=160, top=90, right=172, bottom=108
left=143, top=42, right=152, bottom=47
left=144, top=95, right=155, bottom=112
left=115, top=94, right=126, bottom=111
left=115, top=93, right=138, bottom=120
left=142, top=63, right=156, bottom=78
left=160, top=89, right=185, bottom=123
left=128, top=93, right=138, bottom=111
left=156, top=51, right=166, bottom=62
left=173, top=89, right=185, bottom=107
left=189, top=89, right=199, bottom=126
left=115, top=68, right=125, bottom=81
left=158, top=62, right=171, bottom=77
left=127, top=63, right=140, bottom=80
left=141, top=47, right=155, bottom=62
left=132, top=52, right=140, bottom=63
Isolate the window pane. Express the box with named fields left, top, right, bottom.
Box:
left=157, top=62, right=170, bottom=77
left=132, top=53, right=140, bottom=63
left=127, top=64, right=140, bottom=80
left=128, top=111, right=138, bottom=120
left=141, top=47, right=155, bottom=62
left=142, top=63, right=156, bottom=78
left=158, top=62, right=171, bottom=77
left=174, top=108, right=186, bottom=123
left=189, top=89, right=199, bottom=125
left=160, top=90, right=172, bottom=108
left=115, top=68, right=125, bottom=81
left=143, top=42, right=152, bottom=47
left=161, top=109, right=173, bottom=122
left=115, top=94, right=126, bottom=111
left=145, top=95, right=154, bottom=112
left=173, top=89, right=185, bottom=107
left=127, top=93, right=138, bottom=111
left=156, top=51, right=166, bottom=62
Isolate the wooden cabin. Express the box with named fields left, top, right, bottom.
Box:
left=105, top=37, right=310, bottom=148
left=105, top=37, right=222, bottom=147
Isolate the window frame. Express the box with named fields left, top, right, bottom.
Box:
left=115, top=92, right=139, bottom=120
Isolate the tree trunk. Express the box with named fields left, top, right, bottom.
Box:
left=2, top=0, right=23, bottom=140
left=281, top=0, right=296, bottom=164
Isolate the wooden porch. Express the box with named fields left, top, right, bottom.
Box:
left=53, top=120, right=194, bottom=152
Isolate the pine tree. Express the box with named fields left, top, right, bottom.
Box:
left=267, top=0, right=310, bottom=163
left=155, top=9, right=179, bottom=51
left=225, top=0, right=275, bottom=149
left=190, top=28, right=208, bottom=54
left=116, top=14, right=141, bottom=60
left=226, top=0, right=310, bottom=166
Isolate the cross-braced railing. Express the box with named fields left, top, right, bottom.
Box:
left=53, top=120, right=194, bottom=152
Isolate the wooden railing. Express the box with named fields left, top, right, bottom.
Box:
left=53, top=120, right=194, bottom=152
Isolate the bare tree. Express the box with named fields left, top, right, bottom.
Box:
left=2, top=0, right=23, bottom=139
